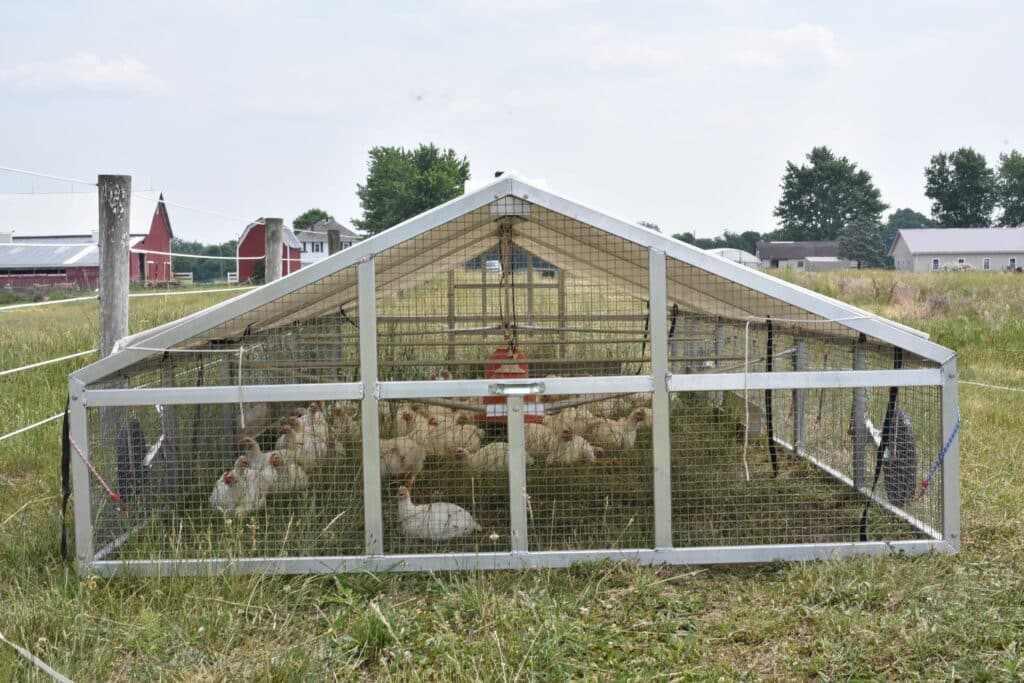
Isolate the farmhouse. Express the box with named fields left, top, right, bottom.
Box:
left=0, top=190, right=173, bottom=289
left=235, top=219, right=303, bottom=282
left=755, top=240, right=855, bottom=271
left=889, top=227, right=1024, bottom=272
left=296, top=217, right=361, bottom=266
left=67, top=175, right=959, bottom=576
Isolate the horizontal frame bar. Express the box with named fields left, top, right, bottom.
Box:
left=85, top=382, right=363, bottom=407
left=667, top=368, right=941, bottom=393
left=87, top=540, right=953, bottom=577
left=379, top=375, right=654, bottom=399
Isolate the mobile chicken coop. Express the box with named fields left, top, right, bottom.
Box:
left=67, top=176, right=960, bottom=576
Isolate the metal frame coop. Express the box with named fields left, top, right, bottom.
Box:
left=68, top=175, right=960, bottom=577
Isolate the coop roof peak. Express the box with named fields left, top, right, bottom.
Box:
left=71, top=176, right=953, bottom=386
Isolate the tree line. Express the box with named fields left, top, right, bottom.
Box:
left=769, top=146, right=1024, bottom=268
left=174, top=142, right=1024, bottom=279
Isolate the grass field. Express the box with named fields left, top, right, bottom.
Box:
left=1, top=272, right=1023, bottom=679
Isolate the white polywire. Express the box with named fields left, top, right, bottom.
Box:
left=0, top=630, right=74, bottom=683
left=130, top=191, right=249, bottom=223
left=130, top=248, right=260, bottom=261
left=0, top=287, right=254, bottom=313
left=0, top=349, right=97, bottom=377
left=960, top=379, right=1024, bottom=394
left=0, top=412, right=63, bottom=442
left=0, top=164, right=95, bottom=187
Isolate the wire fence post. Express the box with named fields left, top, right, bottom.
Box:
left=852, top=343, right=867, bottom=489
left=447, top=270, right=456, bottom=363
left=98, top=174, right=131, bottom=440
left=98, top=175, right=131, bottom=358
left=264, top=218, right=283, bottom=282
left=327, top=228, right=341, bottom=255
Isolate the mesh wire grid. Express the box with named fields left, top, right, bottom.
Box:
left=74, top=196, right=950, bottom=569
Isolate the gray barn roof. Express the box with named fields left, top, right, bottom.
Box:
left=0, top=243, right=98, bottom=268
left=310, top=217, right=360, bottom=238
left=890, top=228, right=1024, bottom=255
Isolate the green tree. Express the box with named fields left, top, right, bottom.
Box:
left=838, top=216, right=888, bottom=269
left=638, top=220, right=661, bottom=232
left=997, top=150, right=1024, bottom=226
left=293, top=208, right=330, bottom=234
left=774, top=146, right=888, bottom=241
left=171, top=238, right=238, bottom=283
left=924, top=148, right=996, bottom=226
left=882, top=208, right=934, bottom=249
left=353, top=144, right=471, bottom=235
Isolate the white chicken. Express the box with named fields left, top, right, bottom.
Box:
left=524, top=422, right=559, bottom=458
left=396, top=485, right=481, bottom=541
left=452, top=443, right=534, bottom=472
left=549, top=427, right=601, bottom=464
left=421, top=416, right=483, bottom=457
left=395, top=404, right=430, bottom=438
left=209, top=459, right=268, bottom=516
left=380, top=436, right=428, bottom=487
left=584, top=408, right=648, bottom=452
left=238, top=436, right=270, bottom=470
left=547, top=407, right=595, bottom=437
left=278, top=416, right=324, bottom=471
left=261, top=451, right=310, bottom=493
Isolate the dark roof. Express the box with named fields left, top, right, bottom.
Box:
left=756, top=240, right=839, bottom=260
left=311, top=217, right=360, bottom=238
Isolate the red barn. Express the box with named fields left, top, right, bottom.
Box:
left=0, top=190, right=174, bottom=290
left=236, top=219, right=303, bottom=283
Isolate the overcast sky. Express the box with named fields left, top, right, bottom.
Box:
left=1, top=1, right=1021, bottom=242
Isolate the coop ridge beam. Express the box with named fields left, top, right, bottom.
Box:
left=86, top=539, right=953, bottom=577
left=666, top=368, right=941, bottom=392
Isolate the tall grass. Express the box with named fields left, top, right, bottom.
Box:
left=1, top=272, right=1023, bottom=679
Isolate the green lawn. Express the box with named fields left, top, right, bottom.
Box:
left=1, top=272, right=1022, bottom=680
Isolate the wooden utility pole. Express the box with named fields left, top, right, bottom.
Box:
left=98, top=175, right=131, bottom=358
left=327, top=229, right=341, bottom=255
left=264, top=217, right=283, bottom=282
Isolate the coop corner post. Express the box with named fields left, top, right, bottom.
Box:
left=68, top=378, right=94, bottom=572
left=648, top=248, right=673, bottom=549
left=358, top=256, right=384, bottom=555
left=506, top=395, right=529, bottom=554
left=941, top=355, right=961, bottom=552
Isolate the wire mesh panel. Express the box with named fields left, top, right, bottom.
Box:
left=379, top=398, right=509, bottom=554
left=527, top=392, right=655, bottom=551
left=669, top=384, right=943, bottom=547
left=70, top=185, right=959, bottom=574
left=84, top=399, right=364, bottom=563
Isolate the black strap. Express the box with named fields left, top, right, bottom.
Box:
left=765, top=317, right=778, bottom=476
left=859, top=346, right=903, bottom=541
left=60, top=396, right=71, bottom=560
left=635, top=300, right=651, bottom=375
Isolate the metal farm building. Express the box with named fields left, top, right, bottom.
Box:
left=67, top=175, right=961, bottom=576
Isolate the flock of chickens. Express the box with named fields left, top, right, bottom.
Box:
left=209, top=381, right=653, bottom=542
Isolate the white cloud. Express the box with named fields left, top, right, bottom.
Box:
left=727, top=24, right=845, bottom=67
left=0, top=53, right=162, bottom=92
